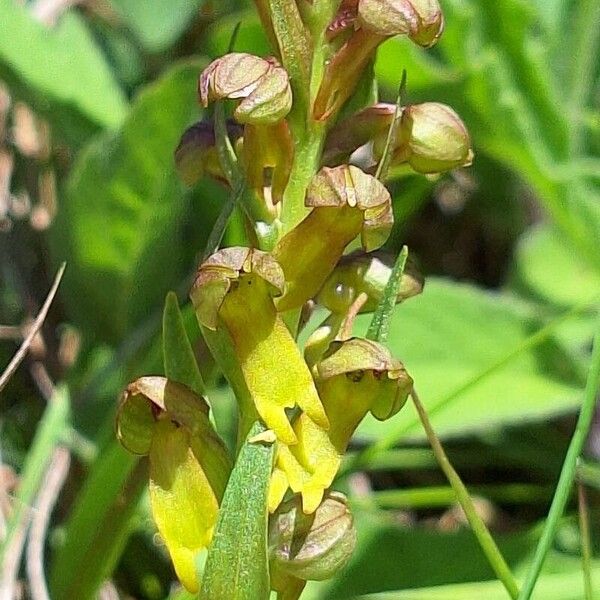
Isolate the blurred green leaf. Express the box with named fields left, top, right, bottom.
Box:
left=354, top=278, right=583, bottom=441
left=304, top=511, right=599, bottom=600
left=302, top=511, right=533, bottom=599
left=199, top=421, right=273, bottom=600
left=203, top=10, right=270, bottom=58
left=51, top=58, right=224, bottom=345
left=514, top=225, right=600, bottom=309
left=350, top=567, right=600, bottom=600
left=0, top=0, right=127, bottom=143
left=49, top=439, right=146, bottom=600
left=110, top=0, right=204, bottom=52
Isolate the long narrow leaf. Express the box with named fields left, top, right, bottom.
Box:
left=366, top=246, right=408, bottom=343
left=199, top=421, right=274, bottom=600
left=163, top=291, right=205, bottom=395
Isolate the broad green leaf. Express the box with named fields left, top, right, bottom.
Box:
left=514, top=224, right=600, bottom=308
left=0, top=385, right=70, bottom=563
left=110, top=0, right=204, bottom=52
left=199, top=421, right=273, bottom=600
left=303, top=512, right=598, bottom=599
left=49, top=439, right=146, bottom=600
left=354, top=278, right=583, bottom=441
left=52, top=59, right=224, bottom=344
left=0, top=0, right=127, bottom=143
left=375, top=37, right=454, bottom=93
left=350, top=567, right=600, bottom=600
left=163, top=291, right=205, bottom=396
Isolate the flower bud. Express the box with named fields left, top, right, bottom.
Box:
left=392, top=102, right=473, bottom=173
left=322, top=103, right=396, bottom=165
left=357, top=0, right=416, bottom=37
left=269, top=492, right=356, bottom=581
left=174, top=120, right=243, bottom=186
left=316, top=249, right=424, bottom=314
left=270, top=338, right=412, bottom=513
left=190, top=247, right=329, bottom=445
left=273, top=165, right=393, bottom=312
left=358, top=0, right=443, bottom=47
left=199, top=53, right=292, bottom=125
left=116, top=377, right=232, bottom=593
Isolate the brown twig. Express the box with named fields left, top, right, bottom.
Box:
left=0, top=263, right=65, bottom=393
left=26, top=446, right=70, bottom=600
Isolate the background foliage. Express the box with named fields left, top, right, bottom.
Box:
left=0, top=0, right=599, bottom=598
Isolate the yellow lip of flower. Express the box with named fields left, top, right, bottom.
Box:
left=116, top=377, right=232, bottom=593
left=273, top=165, right=393, bottom=312
left=270, top=338, right=413, bottom=514
left=190, top=247, right=329, bottom=446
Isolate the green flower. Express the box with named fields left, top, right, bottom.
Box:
left=190, top=247, right=329, bottom=445
left=116, top=377, right=232, bottom=592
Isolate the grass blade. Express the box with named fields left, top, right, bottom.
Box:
left=366, top=246, right=408, bottom=343
left=0, top=385, right=70, bottom=578
left=517, top=317, right=600, bottom=600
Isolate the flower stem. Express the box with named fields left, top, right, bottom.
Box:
left=411, top=388, right=520, bottom=600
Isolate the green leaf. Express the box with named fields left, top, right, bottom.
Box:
left=110, top=0, right=204, bottom=52
left=514, top=224, right=600, bottom=308
left=354, top=278, right=584, bottom=441
left=366, top=246, right=408, bottom=343
left=0, top=0, right=127, bottom=143
left=49, top=439, right=146, bottom=600
left=163, top=291, right=205, bottom=395
left=199, top=421, right=273, bottom=600
left=302, top=511, right=599, bottom=599
left=52, top=58, right=224, bottom=344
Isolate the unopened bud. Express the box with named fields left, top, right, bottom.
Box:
left=393, top=102, right=473, bottom=173
left=270, top=492, right=356, bottom=581
left=174, top=120, right=243, bottom=186
left=358, top=0, right=443, bottom=47
left=199, top=53, right=292, bottom=125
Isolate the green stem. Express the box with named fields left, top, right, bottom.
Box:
left=280, top=122, right=325, bottom=233
left=278, top=0, right=335, bottom=234
left=567, top=0, right=600, bottom=155
left=577, top=482, right=594, bottom=600
left=518, top=319, right=600, bottom=600
left=411, top=389, right=520, bottom=600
